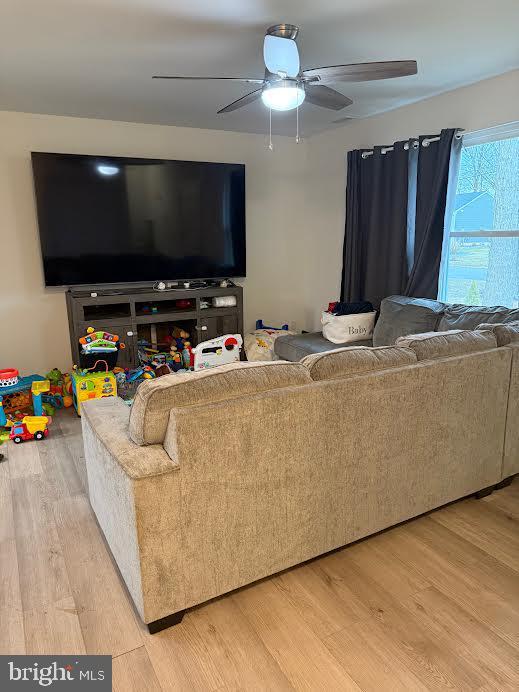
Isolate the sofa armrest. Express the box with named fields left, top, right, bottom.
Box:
left=81, top=396, right=184, bottom=623
left=81, top=397, right=178, bottom=479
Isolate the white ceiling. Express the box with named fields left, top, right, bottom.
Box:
left=1, top=0, right=518, bottom=136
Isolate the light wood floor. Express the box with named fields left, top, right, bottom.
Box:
left=1, top=409, right=518, bottom=691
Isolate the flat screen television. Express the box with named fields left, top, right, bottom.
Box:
left=31, top=152, right=246, bottom=286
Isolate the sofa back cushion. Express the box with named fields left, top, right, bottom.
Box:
left=396, top=329, right=497, bottom=361
left=372, top=295, right=445, bottom=346
left=301, top=346, right=416, bottom=381
left=477, top=321, right=519, bottom=347
left=438, top=304, right=519, bottom=332
left=129, top=360, right=312, bottom=445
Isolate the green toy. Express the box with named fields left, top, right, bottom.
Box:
left=43, top=402, right=56, bottom=417
left=45, top=368, right=63, bottom=386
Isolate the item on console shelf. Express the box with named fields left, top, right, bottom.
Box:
left=171, top=326, right=190, bottom=352
left=245, top=321, right=295, bottom=361
left=175, top=299, right=194, bottom=310
left=141, top=305, right=159, bottom=314
left=79, top=327, right=125, bottom=371
left=327, top=301, right=374, bottom=316
left=137, top=344, right=179, bottom=373
left=321, top=306, right=376, bottom=344
left=200, top=299, right=211, bottom=310
left=192, top=334, right=243, bottom=371
left=212, top=295, right=237, bottom=308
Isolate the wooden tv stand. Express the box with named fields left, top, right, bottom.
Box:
left=66, top=285, right=244, bottom=369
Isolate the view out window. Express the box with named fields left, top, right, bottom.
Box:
left=439, top=127, right=519, bottom=307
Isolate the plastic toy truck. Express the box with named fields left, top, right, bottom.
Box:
left=9, top=416, right=49, bottom=443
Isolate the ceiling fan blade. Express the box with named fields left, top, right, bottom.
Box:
left=153, top=75, right=264, bottom=85
left=304, top=84, right=353, bottom=110
left=217, top=88, right=263, bottom=114
left=263, top=35, right=300, bottom=78
left=303, top=60, right=417, bottom=83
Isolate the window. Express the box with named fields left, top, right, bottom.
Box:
left=439, top=124, right=519, bottom=307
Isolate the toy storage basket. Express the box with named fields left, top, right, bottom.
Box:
left=79, top=346, right=120, bottom=372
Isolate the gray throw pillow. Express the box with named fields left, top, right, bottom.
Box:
left=372, top=295, right=446, bottom=346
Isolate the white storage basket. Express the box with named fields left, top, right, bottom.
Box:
left=321, top=311, right=376, bottom=344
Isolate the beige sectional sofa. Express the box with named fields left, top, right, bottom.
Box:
left=81, top=327, right=519, bottom=632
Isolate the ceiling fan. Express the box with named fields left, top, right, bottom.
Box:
left=153, top=23, right=417, bottom=114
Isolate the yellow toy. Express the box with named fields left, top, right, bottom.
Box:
left=9, top=416, right=50, bottom=443
left=71, top=370, right=117, bottom=416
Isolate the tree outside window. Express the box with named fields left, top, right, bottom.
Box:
left=442, top=132, right=518, bottom=308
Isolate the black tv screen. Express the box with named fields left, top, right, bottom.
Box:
left=31, top=152, right=246, bottom=286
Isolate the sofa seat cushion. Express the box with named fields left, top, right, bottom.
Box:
left=372, top=295, right=445, bottom=346
left=438, top=304, right=519, bottom=332
left=477, top=321, right=519, bottom=347
left=396, top=329, right=497, bottom=361
left=302, top=345, right=417, bottom=381
left=129, top=360, right=312, bottom=445
left=273, top=332, right=373, bottom=362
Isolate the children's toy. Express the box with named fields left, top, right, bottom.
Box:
left=182, top=342, right=193, bottom=369
left=171, top=326, right=190, bottom=352
left=245, top=323, right=295, bottom=361
left=9, top=416, right=49, bottom=444
left=255, top=320, right=289, bottom=331
left=0, top=368, right=20, bottom=388
left=31, top=380, right=50, bottom=416
left=171, top=352, right=183, bottom=372
left=79, top=327, right=124, bottom=371
left=43, top=402, right=56, bottom=417
left=0, top=372, right=47, bottom=420
left=71, top=368, right=117, bottom=416
left=155, top=364, right=172, bottom=377
left=45, top=368, right=63, bottom=386
left=0, top=396, right=7, bottom=428
left=127, top=366, right=155, bottom=382
left=42, top=369, right=73, bottom=409
left=193, top=334, right=243, bottom=371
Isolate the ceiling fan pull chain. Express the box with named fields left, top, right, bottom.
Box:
left=268, top=108, right=273, bottom=151
left=296, top=102, right=301, bottom=143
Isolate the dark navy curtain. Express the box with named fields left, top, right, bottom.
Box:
left=405, top=129, right=461, bottom=297
left=341, top=128, right=460, bottom=306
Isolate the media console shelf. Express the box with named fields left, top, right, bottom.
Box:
left=66, top=285, right=244, bottom=369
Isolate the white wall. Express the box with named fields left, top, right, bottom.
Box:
left=0, top=111, right=308, bottom=373
left=303, top=69, right=519, bottom=330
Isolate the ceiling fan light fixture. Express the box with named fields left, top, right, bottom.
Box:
left=261, top=81, right=305, bottom=111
